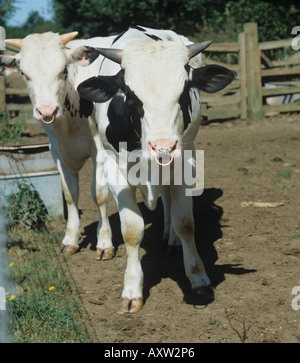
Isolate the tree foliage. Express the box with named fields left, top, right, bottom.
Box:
left=7, top=10, right=58, bottom=38
left=0, top=0, right=16, bottom=26
left=3, top=0, right=300, bottom=41
left=52, top=0, right=211, bottom=37
left=221, top=0, right=300, bottom=41
left=52, top=0, right=300, bottom=41
left=2, top=0, right=58, bottom=38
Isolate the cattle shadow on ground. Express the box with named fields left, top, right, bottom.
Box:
left=79, top=187, right=257, bottom=306
left=139, top=188, right=256, bottom=305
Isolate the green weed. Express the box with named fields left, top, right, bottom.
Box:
left=271, top=170, right=293, bottom=192
left=208, top=317, right=221, bottom=328
left=5, top=181, right=48, bottom=231
left=0, top=110, right=27, bottom=146
left=276, top=170, right=291, bottom=179
left=7, top=228, right=90, bottom=343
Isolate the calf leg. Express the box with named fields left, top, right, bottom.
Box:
left=118, top=189, right=144, bottom=313
left=91, top=158, right=113, bottom=260
left=171, top=185, right=213, bottom=302
left=56, top=159, right=81, bottom=254
left=107, top=167, right=144, bottom=312
left=161, top=186, right=181, bottom=250
left=104, top=156, right=145, bottom=313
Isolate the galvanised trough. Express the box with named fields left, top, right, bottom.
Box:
left=0, top=144, right=63, bottom=217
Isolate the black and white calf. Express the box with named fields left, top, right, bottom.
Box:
left=78, top=26, right=234, bottom=313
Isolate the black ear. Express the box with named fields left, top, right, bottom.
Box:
left=77, top=70, right=124, bottom=103
left=191, top=65, right=234, bottom=93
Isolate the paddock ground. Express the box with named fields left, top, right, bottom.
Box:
left=24, top=114, right=300, bottom=343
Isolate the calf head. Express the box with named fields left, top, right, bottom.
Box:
left=78, top=40, right=234, bottom=161
left=0, top=32, right=100, bottom=124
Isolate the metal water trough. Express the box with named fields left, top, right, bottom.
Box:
left=0, top=144, right=64, bottom=217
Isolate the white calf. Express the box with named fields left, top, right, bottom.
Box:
left=1, top=32, right=116, bottom=259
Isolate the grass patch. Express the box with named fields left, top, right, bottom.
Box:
left=271, top=169, right=294, bottom=193
left=208, top=317, right=221, bottom=328
left=276, top=170, right=291, bottom=179
left=5, top=181, right=48, bottom=231
left=7, top=227, right=90, bottom=343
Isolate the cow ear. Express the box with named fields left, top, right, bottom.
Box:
left=77, top=74, right=121, bottom=103
left=0, top=55, right=18, bottom=76
left=68, top=46, right=102, bottom=66
left=191, top=65, right=234, bottom=93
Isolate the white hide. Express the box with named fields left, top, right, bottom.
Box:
left=92, top=27, right=212, bottom=312
left=4, top=32, right=116, bottom=258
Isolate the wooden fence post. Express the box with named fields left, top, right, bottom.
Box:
left=238, top=32, right=247, bottom=119
left=244, top=23, right=263, bottom=118
left=0, top=77, right=5, bottom=111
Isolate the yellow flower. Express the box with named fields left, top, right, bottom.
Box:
left=9, top=295, right=15, bottom=301
left=49, top=286, right=55, bottom=291
left=9, top=263, right=14, bottom=268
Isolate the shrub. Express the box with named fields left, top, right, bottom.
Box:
left=5, top=181, right=48, bottom=230
left=0, top=110, right=27, bottom=146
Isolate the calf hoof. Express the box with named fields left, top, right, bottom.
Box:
left=96, top=247, right=114, bottom=261
left=192, top=284, right=214, bottom=305
left=119, top=297, right=143, bottom=314
left=62, top=245, right=79, bottom=255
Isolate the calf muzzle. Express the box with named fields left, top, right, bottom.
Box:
left=36, top=106, right=59, bottom=124
left=148, top=139, right=180, bottom=166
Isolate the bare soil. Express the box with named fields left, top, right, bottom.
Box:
left=21, top=114, right=300, bottom=343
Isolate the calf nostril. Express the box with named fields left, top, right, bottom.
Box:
left=53, top=107, right=59, bottom=117
left=35, top=106, right=58, bottom=124
left=150, top=143, right=156, bottom=151
left=170, top=140, right=179, bottom=154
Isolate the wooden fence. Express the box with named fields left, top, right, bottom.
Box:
left=200, top=22, right=300, bottom=121
left=0, top=76, right=32, bottom=115
left=1, top=22, right=300, bottom=121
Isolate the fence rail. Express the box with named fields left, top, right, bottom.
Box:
left=201, top=23, right=299, bottom=121
left=1, top=23, right=300, bottom=121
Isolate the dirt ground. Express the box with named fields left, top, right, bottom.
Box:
left=21, top=113, right=300, bottom=343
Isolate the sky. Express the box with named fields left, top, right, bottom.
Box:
left=7, top=0, right=53, bottom=26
